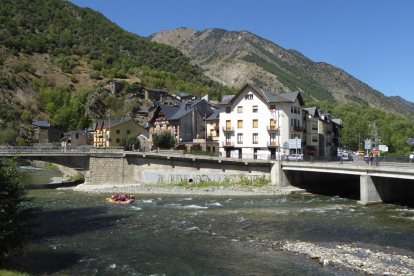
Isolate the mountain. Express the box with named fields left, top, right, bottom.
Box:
left=389, top=96, right=414, bottom=113
left=150, top=28, right=413, bottom=118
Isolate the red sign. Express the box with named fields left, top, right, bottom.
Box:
left=374, top=149, right=379, bottom=155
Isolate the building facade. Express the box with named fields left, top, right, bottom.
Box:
left=92, top=117, right=146, bottom=147
left=218, top=83, right=304, bottom=160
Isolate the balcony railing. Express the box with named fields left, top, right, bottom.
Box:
left=222, top=141, right=234, bottom=147
left=222, top=126, right=234, bottom=132
left=291, top=126, right=304, bottom=132
left=267, top=125, right=279, bottom=131
left=267, top=141, right=278, bottom=147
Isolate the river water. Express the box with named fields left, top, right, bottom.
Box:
left=8, top=167, right=414, bottom=275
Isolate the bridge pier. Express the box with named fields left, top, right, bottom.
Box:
left=277, top=169, right=301, bottom=188
left=357, top=175, right=383, bottom=205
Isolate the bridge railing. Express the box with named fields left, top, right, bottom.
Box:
left=0, top=146, right=91, bottom=153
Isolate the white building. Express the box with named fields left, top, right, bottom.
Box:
left=218, top=83, right=304, bottom=160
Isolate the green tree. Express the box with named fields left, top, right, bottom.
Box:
left=0, top=157, right=40, bottom=261
left=119, top=133, right=140, bottom=151
left=152, top=132, right=175, bottom=149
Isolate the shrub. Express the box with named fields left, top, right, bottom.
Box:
left=152, top=132, right=175, bottom=149
left=0, top=157, right=40, bottom=261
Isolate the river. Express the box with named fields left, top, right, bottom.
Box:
left=8, top=167, right=414, bottom=275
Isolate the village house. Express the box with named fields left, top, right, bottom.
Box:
left=142, top=87, right=169, bottom=101
left=175, top=92, right=196, bottom=102
left=303, top=107, right=343, bottom=157
left=106, top=80, right=124, bottom=94
left=148, top=99, right=215, bottom=152
left=137, top=132, right=150, bottom=152
left=61, top=130, right=93, bottom=147
left=92, top=117, right=146, bottom=147
left=218, top=83, right=304, bottom=160
left=31, top=121, right=61, bottom=144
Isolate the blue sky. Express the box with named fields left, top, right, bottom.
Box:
left=68, top=0, right=414, bottom=103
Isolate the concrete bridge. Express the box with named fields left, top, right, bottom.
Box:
left=2, top=147, right=414, bottom=205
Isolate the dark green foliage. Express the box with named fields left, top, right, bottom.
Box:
left=119, top=133, right=140, bottom=151
left=0, top=103, right=19, bottom=122
left=11, top=62, right=35, bottom=74
left=152, top=132, right=175, bottom=149
left=306, top=101, right=414, bottom=156
left=0, top=0, right=203, bottom=83
left=0, top=157, right=40, bottom=260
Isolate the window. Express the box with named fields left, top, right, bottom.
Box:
left=270, top=119, right=276, bottom=130
left=252, top=105, right=258, bottom=113
left=226, top=120, right=231, bottom=131
left=116, top=138, right=120, bottom=143
left=237, top=133, right=243, bottom=144
left=312, top=124, right=318, bottom=130
left=291, top=106, right=293, bottom=113
left=294, top=107, right=297, bottom=114
left=270, top=133, right=276, bottom=143
left=238, top=120, right=243, bottom=128
left=298, top=108, right=300, bottom=114
left=116, top=130, right=120, bottom=134
left=245, top=94, right=253, bottom=100
left=270, top=105, right=275, bottom=109
left=127, top=130, right=130, bottom=134
left=253, top=133, right=258, bottom=144
left=253, top=119, right=258, bottom=128
left=312, top=136, right=318, bottom=142
left=226, top=107, right=231, bottom=113
left=238, top=106, right=243, bottom=113
left=75, top=133, right=79, bottom=139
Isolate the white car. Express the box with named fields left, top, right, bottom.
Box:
left=285, top=154, right=303, bottom=161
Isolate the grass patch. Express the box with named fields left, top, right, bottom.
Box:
left=44, top=162, right=58, bottom=170
left=158, top=175, right=270, bottom=188
left=0, top=270, right=31, bottom=276
left=66, top=173, right=85, bottom=182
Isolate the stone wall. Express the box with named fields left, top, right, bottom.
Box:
left=87, top=147, right=124, bottom=185
left=123, top=154, right=274, bottom=185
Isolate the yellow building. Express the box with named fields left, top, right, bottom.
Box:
left=92, top=117, right=146, bottom=147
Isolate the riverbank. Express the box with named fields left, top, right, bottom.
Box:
left=280, top=240, right=414, bottom=275
left=68, top=183, right=304, bottom=196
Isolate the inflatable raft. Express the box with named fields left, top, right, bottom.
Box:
left=106, top=198, right=134, bottom=204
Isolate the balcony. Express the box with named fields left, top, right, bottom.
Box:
left=155, top=120, right=169, bottom=126
left=291, top=126, right=304, bottom=132
left=222, top=141, right=234, bottom=147
left=267, top=141, right=278, bottom=147
left=222, top=126, right=234, bottom=132
left=267, top=125, right=279, bottom=132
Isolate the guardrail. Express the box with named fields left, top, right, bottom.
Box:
left=2, top=147, right=413, bottom=168
left=0, top=146, right=91, bottom=153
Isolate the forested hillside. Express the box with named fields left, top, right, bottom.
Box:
left=0, top=0, right=235, bottom=145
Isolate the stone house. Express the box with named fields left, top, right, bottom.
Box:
left=142, top=87, right=168, bottom=101
left=148, top=99, right=215, bottom=151
left=107, top=80, right=124, bottom=94
left=32, top=121, right=61, bottom=144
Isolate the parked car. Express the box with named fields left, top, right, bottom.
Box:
left=285, top=154, right=303, bottom=161
left=341, top=153, right=353, bottom=161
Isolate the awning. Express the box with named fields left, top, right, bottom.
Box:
left=307, top=146, right=318, bottom=153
